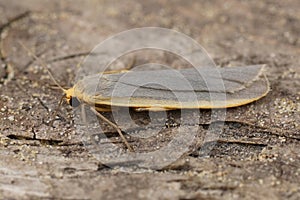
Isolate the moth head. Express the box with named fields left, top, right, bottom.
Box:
left=69, top=96, right=81, bottom=107
left=65, top=88, right=81, bottom=107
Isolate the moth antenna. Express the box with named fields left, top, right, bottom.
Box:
left=18, top=41, right=67, bottom=93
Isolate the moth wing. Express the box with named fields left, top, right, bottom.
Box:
left=75, top=65, right=269, bottom=109
left=105, top=65, right=265, bottom=93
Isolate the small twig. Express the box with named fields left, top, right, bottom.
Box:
left=216, top=138, right=267, bottom=146
left=47, top=52, right=93, bottom=63
left=15, top=81, right=49, bottom=112
left=223, top=119, right=300, bottom=140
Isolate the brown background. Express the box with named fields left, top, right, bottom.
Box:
left=0, top=0, right=299, bottom=199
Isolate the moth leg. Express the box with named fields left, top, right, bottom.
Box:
left=81, top=104, right=87, bottom=124
left=90, top=107, right=134, bottom=152
left=49, top=95, right=65, bottom=127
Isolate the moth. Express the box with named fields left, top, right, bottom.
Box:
left=21, top=42, right=269, bottom=151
